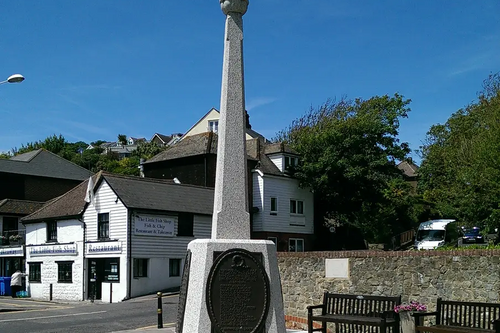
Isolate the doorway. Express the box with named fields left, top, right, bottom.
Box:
left=88, top=259, right=104, bottom=300
left=87, top=258, right=120, bottom=300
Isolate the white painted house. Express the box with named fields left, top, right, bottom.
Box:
left=22, top=172, right=213, bottom=302
left=179, top=108, right=266, bottom=142
left=251, top=142, right=314, bottom=252
left=143, top=132, right=315, bottom=252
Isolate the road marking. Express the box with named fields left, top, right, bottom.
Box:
left=0, top=310, right=106, bottom=323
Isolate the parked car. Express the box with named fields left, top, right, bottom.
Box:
left=461, top=227, right=485, bottom=244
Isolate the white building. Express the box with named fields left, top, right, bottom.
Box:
left=22, top=172, right=213, bottom=302
left=144, top=132, right=315, bottom=252
left=251, top=142, right=314, bottom=252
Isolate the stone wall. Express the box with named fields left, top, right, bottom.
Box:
left=277, top=249, right=500, bottom=325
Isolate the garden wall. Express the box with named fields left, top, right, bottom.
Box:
left=277, top=249, right=500, bottom=326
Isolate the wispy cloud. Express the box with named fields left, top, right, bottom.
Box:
left=448, top=51, right=494, bottom=77
left=62, top=84, right=122, bottom=93
left=246, top=97, right=277, bottom=111
left=58, top=120, right=111, bottom=137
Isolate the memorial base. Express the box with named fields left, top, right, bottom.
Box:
left=178, top=239, right=286, bottom=333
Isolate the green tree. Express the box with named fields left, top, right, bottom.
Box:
left=276, top=94, right=414, bottom=242
left=418, top=73, right=500, bottom=233
left=132, top=141, right=167, bottom=160
left=117, top=134, right=127, bottom=146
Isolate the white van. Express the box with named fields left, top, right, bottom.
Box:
left=414, top=219, right=458, bottom=250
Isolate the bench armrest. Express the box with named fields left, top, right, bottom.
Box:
left=380, top=310, right=396, bottom=320
left=493, top=319, right=500, bottom=333
left=307, top=304, right=324, bottom=316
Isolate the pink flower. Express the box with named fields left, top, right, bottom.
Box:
left=394, top=301, right=427, bottom=313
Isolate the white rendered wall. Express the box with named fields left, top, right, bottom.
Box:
left=253, top=175, right=314, bottom=234
left=268, top=155, right=284, bottom=172
left=252, top=172, right=264, bottom=230
left=84, top=180, right=129, bottom=302
left=130, top=214, right=212, bottom=297
left=25, top=219, right=84, bottom=301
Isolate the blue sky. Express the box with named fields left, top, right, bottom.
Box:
left=1, top=1, right=498, bottom=163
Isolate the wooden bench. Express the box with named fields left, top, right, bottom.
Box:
left=307, top=292, right=401, bottom=333
left=414, top=298, right=500, bottom=333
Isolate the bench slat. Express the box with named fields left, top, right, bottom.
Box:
left=311, top=314, right=395, bottom=326
left=416, top=324, right=492, bottom=333
left=308, top=293, right=401, bottom=333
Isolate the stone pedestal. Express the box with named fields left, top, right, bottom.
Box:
left=399, top=312, right=415, bottom=333
left=179, top=239, right=286, bottom=333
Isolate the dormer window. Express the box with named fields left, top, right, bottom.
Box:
left=284, top=156, right=299, bottom=171
left=208, top=120, right=219, bottom=133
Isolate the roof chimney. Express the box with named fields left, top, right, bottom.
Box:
left=245, top=110, right=251, bottom=129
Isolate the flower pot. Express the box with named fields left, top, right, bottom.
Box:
left=399, top=311, right=415, bottom=333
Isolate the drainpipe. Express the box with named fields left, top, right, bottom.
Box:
left=127, top=210, right=132, bottom=300
left=80, top=218, right=86, bottom=301
left=204, top=156, right=207, bottom=187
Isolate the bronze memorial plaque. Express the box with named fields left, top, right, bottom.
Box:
left=206, top=248, right=270, bottom=333
left=176, top=249, right=192, bottom=333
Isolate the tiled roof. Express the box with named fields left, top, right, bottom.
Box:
left=0, top=199, right=45, bottom=216
left=152, top=133, right=173, bottom=144
left=0, top=149, right=91, bottom=180
left=397, top=161, right=419, bottom=178
left=264, top=142, right=299, bottom=155
left=145, top=133, right=288, bottom=177
left=9, top=150, right=39, bottom=162
left=104, top=173, right=214, bottom=215
left=22, top=172, right=214, bottom=222
left=145, top=132, right=263, bottom=164
left=145, top=132, right=218, bottom=163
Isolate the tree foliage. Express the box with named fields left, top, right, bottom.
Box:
left=7, top=133, right=168, bottom=177
left=276, top=94, right=418, bottom=242
left=418, top=72, right=500, bottom=233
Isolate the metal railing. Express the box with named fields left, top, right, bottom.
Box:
left=390, top=229, right=415, bottom=250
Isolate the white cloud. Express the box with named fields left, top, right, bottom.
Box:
left=246, top=97, right=277, bottom=111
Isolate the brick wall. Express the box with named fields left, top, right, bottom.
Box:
left=277, top=250, right=500, bottom=328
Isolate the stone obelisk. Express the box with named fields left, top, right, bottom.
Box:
left=176, top=1, right=286, bottom=332
left=212, top=0, right=250, bottom=240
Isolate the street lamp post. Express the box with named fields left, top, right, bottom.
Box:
left=0, top=74, right=25, bottom=85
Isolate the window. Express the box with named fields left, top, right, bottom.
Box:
left=270, top=197, right=278, bottom=215
left=169, top=258, right=181, bottom=277
left=46, top=221, right=57, bottom=242
left=133, top=258, right=148, bottom=278
left=284, top=156, right=298, bottom=171
left=177, top=213, right=194, bottom=236
left=289, top=238, right=304, bottom=252
left=28, top=262, right=41, bottom=283
left=57, top=261, right=73, bottom=283
left=104, top=258, right=119, bottom=282
left=208, top=120, right=219, bottom=133
left=98, top=213, right=109, bottom=240
left=268, top=237, right=277, bottom=245
left=290, top=199, right=304, bottom=215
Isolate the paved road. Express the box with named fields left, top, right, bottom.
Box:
left=0, top=294, right=178, bottom=333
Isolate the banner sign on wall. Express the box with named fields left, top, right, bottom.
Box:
left=86, top=241, right=122, bottom=254
left=134, top=214, right=175, bottom=237
left=0, top=246, right=24, bottom=257
left=30, top=244, right=78, bottom=256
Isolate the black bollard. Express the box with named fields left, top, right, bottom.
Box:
left=157, top=292, right=163, bottom=328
